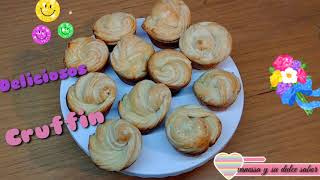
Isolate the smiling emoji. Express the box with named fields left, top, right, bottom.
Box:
left=35, top=0, right=60, bottom=22
left=58, top=22, right=74, bottom=39
left=32, top=25, right=51, bottom=45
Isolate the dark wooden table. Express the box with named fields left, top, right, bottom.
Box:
left=0, top=0, right=320, bottom=179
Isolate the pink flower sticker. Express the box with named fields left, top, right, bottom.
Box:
left=297, top=68, right=307, bottom=84
left=272, top=54, right=294, bottom=71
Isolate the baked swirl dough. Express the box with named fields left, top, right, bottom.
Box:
left=194, top=69, right=240, bottom=109
left=165, top=105, right=222, bottom=155
left=148, top=49, right=192, bottom=92
left=111, top=35, right=155, bottom=82
left=119, top=80, right=172, bottom=132
left=89, top=119, right=142, bottom=171
left=179, top=22, right=232, bottom=69
left=93, top=12, right=136, bottom=45
left=142, top=0, right=191, bottom=46
left=67, top=72, right=117, bottom=114
left=64, top=36, right=109, bottom=72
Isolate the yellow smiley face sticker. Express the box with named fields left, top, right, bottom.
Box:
left=35, top=0, right=60, bottom=22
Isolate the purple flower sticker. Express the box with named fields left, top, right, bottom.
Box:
left=292, top=60, right=301, bottom=70
left=276, top=83, right=292, bottom=96
left=32, top=25, right=51, bottom=45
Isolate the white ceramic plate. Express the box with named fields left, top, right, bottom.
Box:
left=59, top=18, right=244, bottom=178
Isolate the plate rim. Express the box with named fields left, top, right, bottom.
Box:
left=59, top=18, right=244, bottom=178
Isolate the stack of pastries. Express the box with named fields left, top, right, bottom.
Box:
left=64, top=0, right=241, bottom=172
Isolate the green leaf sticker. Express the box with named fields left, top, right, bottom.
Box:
left=301, top=63, right=307, bottom=69
left=269, top=67, right=275, bottom=74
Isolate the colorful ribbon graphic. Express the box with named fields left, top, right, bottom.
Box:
left=282, top=79, right=320, bottom=112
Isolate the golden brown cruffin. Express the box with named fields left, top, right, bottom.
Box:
left=64, top=36, right=109, bottom=72
left=142, top=0, right=191, bottom=48
left=93, top=12, right=136, bottom=45
left=193, top=69, right=241, bottom=109
left=148, top=49, right=192, bottom=92
left=118, top=80, right=172, bottom=133
left=179, top=22, right=232, bottom=69
left=67, top=72, right=117, bottom=115
left=165, top=105, right=222, bottom=155
left=89, top=119, right=142, bottom=171
left=111, top=35, right=155, bottom=83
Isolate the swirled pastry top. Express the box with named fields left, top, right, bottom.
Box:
left=165, top=105, right=222, bottom=155
left=111, top=35, right=154, bottom=80
left=119, top=80, right=172, bottom=132
left=194, top=69, right=240, bottom=108
left=93, top=12, right=136, bottom=45
left=148, top=49, right=192, bottom=89
left=67, top=72, right=117, bottom=114
left=64, top=36, right=109, bottom=72
left=89, top=119, right=142, bottom=171
left=142, top=0, right=191, bottom=42
left=179, top=22, right=232, bottom=67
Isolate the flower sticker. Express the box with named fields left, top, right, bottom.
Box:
left=272, top=54, right=293, bottom=71
left=269, top=55, right=320, bottom=116
left=297, top=68, right=307, bottom=84
left=270, top=70, right=282, bottom=88
left=281, top=67, right=297, bottom=84
left=276, top=83, right=292, bottom=96
left=292, top=60, right=301, bottom=70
